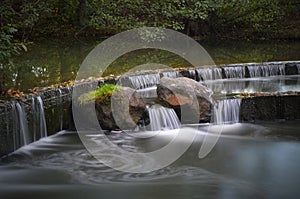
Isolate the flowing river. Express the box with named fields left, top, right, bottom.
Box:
left=1, top=121, right=300, bottom=199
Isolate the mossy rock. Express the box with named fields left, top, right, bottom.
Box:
left=78, top=84, right=146, bottom=130
left=78, top=84, right=121, bottom=105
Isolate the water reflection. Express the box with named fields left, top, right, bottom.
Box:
left=10, top=39, right=96, bottom=91
left=7, top=39, right=300, bottom=92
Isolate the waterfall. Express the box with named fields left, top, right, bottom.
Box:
left=214, top=99, right=242, bottom=124
left=128, top=73, right=161, bottom=89
left=32, top=96, right=48, bottom=141
left=32, top=97, right=36, bottom=141
left=137, top=86, right=157, bottom=98
left=261, top=64, right=285, bottom=76
left=197, top=68, right=222, bottom=81
left=12, top=102, right=30, bottom=149
left=57, top=88, right=63, bottom=131
left=213, top=68, right=223, bottom=79
left=188, top=69, right=197, bottom=80
left=161, top=71, right=179, bottom=78
left=120, top=71, right=178, bottom=90
left=197, top=69, right=212, bottom=80
left=271, top=64, right=285, bottom=76
left=296, top=64, right=300, bottom=74
left=279, top=64, right=285, bottom=75
left=37, top=96, right=47, bottom=138
left=147, top=105, right=181, bottom=131
left=223, top=66, right=245, bottom=78
left=247, top=65, right=262, bottom=77
left=247, top=64, right=285, bottom=77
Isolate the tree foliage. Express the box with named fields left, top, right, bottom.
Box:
left=0, top=0, right=299, bottom=94
left=207, top=0, right=284, bottom=37
left=0, top=0, right=298, bottom=42
left=89, top=0, right=209, bottom=32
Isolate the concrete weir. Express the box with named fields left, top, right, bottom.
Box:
left=180, top=61, right=300, bottom=80
left=240, top=95, right=300, bottom=122
left=0, top=61, right=300, bottom=157
left=0, top=87, right=73, bottom=157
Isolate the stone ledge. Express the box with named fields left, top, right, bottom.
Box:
left=240, top=95, right=300, bottom=122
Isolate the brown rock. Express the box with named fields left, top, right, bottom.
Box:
left=157, top=77, right=213, bottom=123
left=95, top=87, right=146, bottom=130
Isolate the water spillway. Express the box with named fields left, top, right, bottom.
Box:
left=0, top=87, right=72, bottom=156
left=12, top=102, right=30, bottom=150
left=119, top=70, right=180, bottom=90
left=32, top=96, right=48, bottom=141
left=119, top=73, right=161, bottom=89
left=223, top=66, right=246, bottom=79
left=196, top=68, right=222, bottom=81
left=214, top=98, right=242, bottom=124
left=247, top=64, right=285, bottom=77
left=1, top=61, right=300, bottom=199
left=183, top=62, right=298, bottom=81
left=136, top=86, right=157, bottom=98
left=161, top=71, right=180, bottom=78
left=11, top=98, right=48, bottom=150
left=146, top=105, right=181, bottom=131
left=0, top=61, right=300, bottom=157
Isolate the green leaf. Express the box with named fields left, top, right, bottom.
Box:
left=20, top=43, right=27, bottom=52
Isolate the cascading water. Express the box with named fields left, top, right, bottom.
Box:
left=297, top=64, right=300, bottom=74
left=261, top=64, right=283, bottom=76
left=214, top=98, right=242, bottom=124
left=37, top=96, right=47, bottom=138
left=279, top=64, right=286, bottom=75
left=247, top=65, right=262, bottom=77
left=137, top=86, right=157, bottom=98
left=67, top=86, right=72, bottom=101
left=146, top=105, right=181, bottom=131
left=32, top=97, right=36, bottom=141
left=188, top=69, right=197, bottom=80
left=161, top=71, right=179, bottom=78
left=247, top=64, right=285, bottom=77
left=212, top=68, right=223, bottom=79
left=57, top=88, right=63, bottom=131
left=12, top=102, right=30, bottom=149
left=223, top=66, right=245, bottom=78
left=32, top=96, right=48, bottom=141
left=197, top=68, right=213, bottom=80
left=128, top=73, right=161, bottom=89
left=197, top=68, right=222, bottom=81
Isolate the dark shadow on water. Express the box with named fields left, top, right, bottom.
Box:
left=7, top=39, right=300, bottom=92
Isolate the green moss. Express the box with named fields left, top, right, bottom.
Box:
left=78, top=84, right=121, bottom=105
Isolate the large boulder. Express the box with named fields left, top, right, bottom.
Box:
left=95, top=86, right=146, bottom=130
left=157, top=77, right=213, bottom=123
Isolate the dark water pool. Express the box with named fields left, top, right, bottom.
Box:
left=6, top=39, right=300, bottom=92
left=1, top=122, right=300, bottom=199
